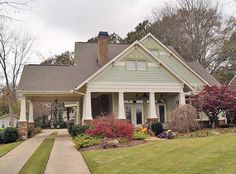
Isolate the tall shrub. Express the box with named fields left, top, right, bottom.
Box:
left=167, top=104, right=200, bottom=133
left=86, top=115, right=133, bottom=140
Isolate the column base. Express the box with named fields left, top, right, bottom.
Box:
left=18, top=121, right=28, bottom=140
left=83, top=119, right=93, bottom=125
left=28, top=122, right=35, bottom=138
left=147, top=118, right=158, bottom=128
left=117, top=118, right=127, bottom=122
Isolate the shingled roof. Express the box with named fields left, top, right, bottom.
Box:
left=18, top=41, right=220, bottom=92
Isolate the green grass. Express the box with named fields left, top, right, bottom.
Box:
left=0, top=141, right=21, bottom=157
left=83, top=133, right=236, bottom=174
left=49, top=131, right=58, bottom=136
left=19, top=138, right=55, bottom=174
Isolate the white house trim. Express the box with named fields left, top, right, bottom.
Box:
left=229, top=75, right=236, bottom=85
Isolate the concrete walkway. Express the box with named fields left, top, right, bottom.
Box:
left=0, top=129, right=54, bottom=174
left=45, top=129, right=91, bottom=174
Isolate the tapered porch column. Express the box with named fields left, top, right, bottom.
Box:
left=148, top=92, right=157, bottom=119
left=118, top=92, right=126, bottom=120
left=179, top=92, right=186, bottom=105
left=83, top=92, right=92, bottom=124
left=147, top=92, right=158, bottom=126
left=28, top=100, right=35, bottom=136
left=28, top=101, right=34, bottom=123
left=18, top=95, right=28, bottom=139
left=75, top=101, right=80, bottom=124
left=19, top=95, right=27, bottom=122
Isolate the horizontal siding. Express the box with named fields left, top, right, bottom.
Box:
left=91, top=66, right=180, bottom=84
left=158, top=55, right=204, bottom=87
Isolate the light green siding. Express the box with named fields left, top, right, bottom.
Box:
left=158, top=55, right=204, bottom=88
left=92, top=65, right=180, bottom=84
left=90, top=46, right=181, bottom=85
left=141, top=36, right=205, bottom=88
left=142, top=38, right=163, bottom=51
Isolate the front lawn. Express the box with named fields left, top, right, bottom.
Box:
left=0, top=141, right=21, bottom=157
left=83, top=133, right=236, bottom=174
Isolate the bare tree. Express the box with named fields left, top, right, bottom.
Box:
left=0, top=25, right=34, bottom=125
left=0, top=0, right=31, bottom=20
left=152, top=0, right=236, bottom=73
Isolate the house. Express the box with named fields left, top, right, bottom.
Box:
left=0, top=114, right=18, bottom=128
left=17, top=32, right=220, bottom=137
left=229, top=75, right=236, bottom=90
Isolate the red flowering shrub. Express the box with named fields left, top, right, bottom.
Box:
left=86, top=115, right=134, bottom=140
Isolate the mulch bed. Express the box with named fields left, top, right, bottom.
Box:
left=80, top=140, right=147, bottom=152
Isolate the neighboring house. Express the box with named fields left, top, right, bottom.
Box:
left=17, top=32, right=220, bottom=132
left=229, top=75, right=236, bottom=90
left=0, top=114, right=18, bottom=128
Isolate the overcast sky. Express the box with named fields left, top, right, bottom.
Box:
left=9, top=0, right=236, bottom=64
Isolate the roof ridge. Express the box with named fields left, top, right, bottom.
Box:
left=75, top=41, right=129, bottom=45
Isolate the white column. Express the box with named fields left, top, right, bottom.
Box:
left=143, top=98, right=148, bottom=122
left=76, top=101, right=80, bottom=124
left=179, top=92, right=186, bottom=105
left=148, top=92, right=157, bottom=118
left=118, top=92, right=126, bottom=119
left=28, top=101, right=34, bottom=123
left=84, top=92, right=92, bottom=120
left=19, top=95, right=27, bottom=122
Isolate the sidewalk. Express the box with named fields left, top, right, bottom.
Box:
left=45, top=129, right=90, bottom=174
left=0, top=129, right=54, bottom=174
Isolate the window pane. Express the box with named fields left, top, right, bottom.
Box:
left=126, top=60, right=136, bottom=70
left=137, top=60, right=146, bottom=70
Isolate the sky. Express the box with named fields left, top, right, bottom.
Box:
left=7, top=0, right=236, bottom=64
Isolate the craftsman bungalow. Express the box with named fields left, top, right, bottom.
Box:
left=17, top=32, right=220, bottom=137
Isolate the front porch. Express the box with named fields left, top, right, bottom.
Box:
left=18, top=89, right=186, bottom=138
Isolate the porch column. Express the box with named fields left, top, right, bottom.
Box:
left=118, top=92, right=126, bottom=120
left=83, top=92, right=92, bottom=124
left=75, top=101, right=80, bottom=124
left=28, top=101, right=34, bottom=123
left=18, top=95, right=28, bottom=139
left=28, top=100, right=35, bottom=136
left=179, top=92, right=186, bottom=105
left=148, top=92, right=157, bottom=119
left=19, top=95, right=27, bottom=122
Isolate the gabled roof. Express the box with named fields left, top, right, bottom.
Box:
left=18, top=33, right=220, bottom=93
left=75, top=41, right=194, bottom=90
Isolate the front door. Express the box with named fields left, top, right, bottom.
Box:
left=125, top=102, right=144, bottom=126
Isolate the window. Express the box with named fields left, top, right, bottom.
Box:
left=126, top=60, right=136, bottom=70
left=137, top=60, right=146, bottom=70
left=126, top=60, right=147, bottom=71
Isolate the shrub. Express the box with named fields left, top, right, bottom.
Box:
left=133, top=131, right=148, bottom=140
left=73, top=134, right=101, bottom=150
left=71, top=125, right=90, bottom=137
left=0, top=130, right=4, bottom=144
left=59, top=121, right=67, bottom=128
left=157, top=130, right=175, bottom=139
left=179, top=129, right=219, bottom=138
left=151, top=122, right=163, bottom=136
left=0, top=128, right=5, bottom=131
left=35, top=127, right=42, bottom=134
left=3, top=127, right=19, bottom=143
left=86, top=115, right=133, bottom=140
left=67, top=120, right=74, bottom=135
left=167, top=104, right=200, bottom=133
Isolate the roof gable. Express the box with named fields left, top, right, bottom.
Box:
left=76, top=41, right=194, bottom=90
left=140, top=33, right=209, bottom=88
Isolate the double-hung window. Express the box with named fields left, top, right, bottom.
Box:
left=126, top=60, right=147, bottom=71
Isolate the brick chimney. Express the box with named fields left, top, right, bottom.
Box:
left=98, top=31, right=109, bottom=66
